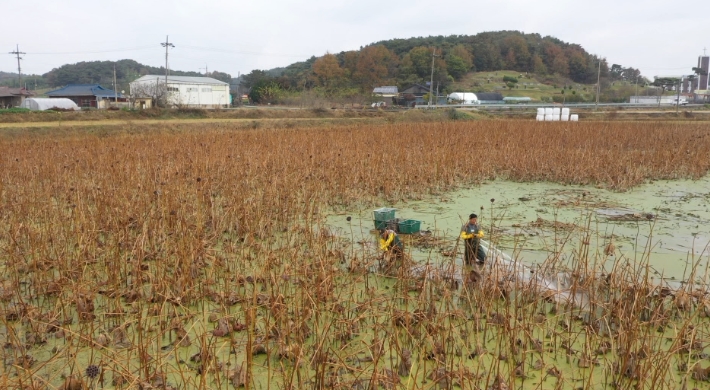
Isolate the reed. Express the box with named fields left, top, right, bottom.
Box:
left=1, top=120, right=710, bottom=389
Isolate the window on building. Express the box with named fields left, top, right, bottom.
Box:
left=187, top=87, right=198, bottom=92
left=167, top=87, right=179, bottom=92
left=202, top=87, right=212, bottom=93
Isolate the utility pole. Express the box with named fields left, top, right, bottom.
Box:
left=113, top=64, right=118, bottom=103
left=9, top=44, right=25, bottom=88
left=676, top=76, right=683, bottom=113
left=595, top=60, right=601, bottom=109
left=428, top=49, right=439, bottom=108
left=200, top=65, right=208, bottom=75
left=161, top=35, right=175, bottom=99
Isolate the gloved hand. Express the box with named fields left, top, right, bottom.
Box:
left=460, top=231, right=474, bottom=240
left=476, top=231, right=485, bottom=238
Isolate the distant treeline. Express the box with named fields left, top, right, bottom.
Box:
left=240, top=31, right=643, bottom=102
left=0, top=59, right=232, bottom=92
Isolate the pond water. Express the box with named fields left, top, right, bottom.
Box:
left=326, top=176, right=710, bottom=283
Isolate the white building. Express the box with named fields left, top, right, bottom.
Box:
left=130, top=75, right=231, bottom=108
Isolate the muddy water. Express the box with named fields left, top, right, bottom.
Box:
left=327, top=176, right=710, bottom=283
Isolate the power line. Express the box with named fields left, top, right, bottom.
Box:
left=8, top=44, right=25, bottom=87
left=29, top=46, right=156, bottom=55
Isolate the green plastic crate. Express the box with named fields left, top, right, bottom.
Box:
left=373, top=207, right=396, bottom=221
left=398, top=219, right=421, bottom=234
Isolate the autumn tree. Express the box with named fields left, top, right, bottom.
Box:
left=353, top=45, right=399, bottom=90
left=312, top=53, right=345, bottom=89
left=501, top=35, right=531, bottom=71
left=551, top=54, right=570, bottom=77
left=341, top=51, right=359, bottom=79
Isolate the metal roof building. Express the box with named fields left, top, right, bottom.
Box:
left=46, top=84, right=123, bottom=108
left=130, top=75, right=230, bottom=108
left=373, top=86, right=398, bottom=95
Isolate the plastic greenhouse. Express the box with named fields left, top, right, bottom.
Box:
left=20, top=98, right=80, bottom=111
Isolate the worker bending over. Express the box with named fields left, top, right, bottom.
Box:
left=379, top=229, right=403, bottom=255
left=461, top=213, right=486, bottom=265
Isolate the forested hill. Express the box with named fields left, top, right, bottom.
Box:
left=243, top=30, right=642, bottom=95
left=0, top=59, right=232, bottom=91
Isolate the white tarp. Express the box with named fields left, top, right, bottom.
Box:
left=21, top=98, right=80, bottom=111
left=448, top=92, right=479, bottom=104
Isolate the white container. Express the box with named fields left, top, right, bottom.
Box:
left=561, top=115, right=569, bottom=121
left=544, top=114, right=553, bottom=121
left=536, top=115, right=544, bottom=121
left=552, top=107, right=561, bottom=115
left=570, top=114, right=579, bottom=122
left=561, top=108, right=570, bottom=116
left=552, top=115, right=560, bottom=121
left=545, top=108, right=553, bottom=115
left=537, top=108, right=545, bottom=116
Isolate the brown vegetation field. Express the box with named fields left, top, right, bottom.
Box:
left=2, top=121, right=710, bottom=389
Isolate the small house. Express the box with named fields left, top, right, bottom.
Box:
left=0, top=87, right=33, bottom=108
left=373, top=86, right=398, bottom=104
left=46, top=84, right=124, bottom=108
left=399, top=84, right=446, bottom=106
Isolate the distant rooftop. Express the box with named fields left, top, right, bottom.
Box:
left=46, top=84, right=123, bottom=98
left=373, top=86, right=398, bottom=94
left=132, top=75, right=228, bottom=85
left=0, top=86, right=34, bottom=97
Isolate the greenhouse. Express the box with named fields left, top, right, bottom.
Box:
left=20, top=98, right=80, bottom=111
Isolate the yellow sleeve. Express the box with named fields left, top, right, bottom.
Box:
left=460, top=231, right=474, bottom=240
left=476, top=230, right=485, bottom=238
left=380, top=234, right=394, bottom=251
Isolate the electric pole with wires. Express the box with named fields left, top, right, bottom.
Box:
left=428, top=49, right=440, bottom=108
left=9, top=44, right=25, bottom=88
left=161, top=36, right=175, bottom=93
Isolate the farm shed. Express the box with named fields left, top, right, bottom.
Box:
left=0, top=87, right=33, bottom=108
left=130, top=75, right=231, bottom=108
left=46, top=84, right=124, bottom=108
left=20, top=98, right=80, bottom=111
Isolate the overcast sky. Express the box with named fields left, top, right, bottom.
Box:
left=1, top=0, right=708, bottom=80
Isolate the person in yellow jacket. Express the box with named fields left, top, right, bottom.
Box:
left=461, top=213, right=486, bottom=265
left=379, top=229, right=403, bottom=254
